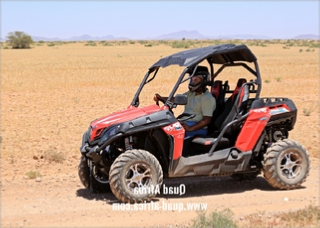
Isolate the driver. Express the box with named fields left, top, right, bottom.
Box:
left=154, top=69, right=216, bottom=138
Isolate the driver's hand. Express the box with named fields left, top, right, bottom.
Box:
left=154, top=94, right=161, bottom=102
left=180, top=122, right=192, bottom=132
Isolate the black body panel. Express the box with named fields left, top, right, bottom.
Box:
left=170, top=149, right=252, bottom=177
left=261, top=98, right=297, bottom=130
left=117, top=110, right=176, bottom=134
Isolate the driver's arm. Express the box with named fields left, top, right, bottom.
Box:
left=180, top=116, right=211, bottom=132
left=154, top=94, right=173, bottom=102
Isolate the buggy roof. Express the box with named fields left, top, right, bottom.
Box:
left=149, top=44, right=257, bottom=71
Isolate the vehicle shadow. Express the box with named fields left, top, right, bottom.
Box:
left=157, top=175, right=306, bottom=199
left=76, top=188, right=117, bottom=202
left=76, top=175, right=306, bottom=203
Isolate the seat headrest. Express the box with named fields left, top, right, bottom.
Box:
left=211, top=80, right=223, bottom=97
left=251, top=99, right=265, bottom=109
left=237, top=78, right=247, bottom=87
left=231, top=78, right=247, bottom=103
left=213, top=80, right=223, bottom=88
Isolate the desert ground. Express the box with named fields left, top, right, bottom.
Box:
left=1, top=40, right=319, bottom=227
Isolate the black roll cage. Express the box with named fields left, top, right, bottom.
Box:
left=130, top=44, right=262, bottom=108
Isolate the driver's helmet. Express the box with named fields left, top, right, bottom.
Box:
left=188, top=67, right=210, bottom=92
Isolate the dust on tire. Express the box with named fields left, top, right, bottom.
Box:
left=78, top=156, right=110, bottom=193
left=109, top=149, right=163, bottom=203
left=262, top=139, right=310, bottom=190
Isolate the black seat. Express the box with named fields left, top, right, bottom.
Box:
left=191, top=78, right=249, bottom=152
left=207, top=80, right=225, bottom=133
left=213, top=78, right=248, bottom=132
left=191, top=136, right=229, bottom=152
left=211, top=80, right=225, bottom=105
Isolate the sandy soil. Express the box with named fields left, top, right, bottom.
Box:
left=0, top=156, right=318, bottom=227
left=1, top=42, right=319, bottom=227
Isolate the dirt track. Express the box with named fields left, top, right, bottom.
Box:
left=1, top=156, right=318, bottom=227
left=1, top=42, right=319, bottom=227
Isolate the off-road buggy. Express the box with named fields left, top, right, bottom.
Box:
left=78, top=44, right=310, bottom=203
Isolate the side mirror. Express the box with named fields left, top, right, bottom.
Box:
left=174, top=94, right=187, bottom=105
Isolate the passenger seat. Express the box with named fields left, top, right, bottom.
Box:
left=210, top=80, right=225, bottom=119
left=213, top=78, right=248, bottom=132
left=191, top=78, right=249, bottom=152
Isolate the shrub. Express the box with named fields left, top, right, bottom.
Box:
left=303, top=107, right=313, bottom=116
left=26, top=171, right=41, bottom=179
left=44, top=147, right=65, bottom=163
left=158, top=40, right=169, bottom=45
left=6, top=31, right=33, bottom=49
left=138, top=40, right=148, bottom=45
left=101, top=41, right=113, bottom=46
left=275, top=77, right=282, bottom=82
left=191, top=209, right=237, bottom=228
left=85, top=41, right=97, bottom=46
left=243, top=204, right=320, bottom=227
left=172, top=40, right=191, bottom=49
left=277, top=204, right=320, bottom=227
left=309, top=42, right=320, bottom=48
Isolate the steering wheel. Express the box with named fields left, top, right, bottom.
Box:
left=177, top=113, right=196, bottom=122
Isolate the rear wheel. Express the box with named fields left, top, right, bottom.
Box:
left=109, top=149, right=163, bottom=203
left=262, top=139, right=310, bottom=190
left=78, top=156, right=110, bottom=193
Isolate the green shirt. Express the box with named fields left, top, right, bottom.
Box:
left=183, top=90, right=216, bottom=122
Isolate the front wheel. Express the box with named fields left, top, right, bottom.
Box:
left=262, top=139, right=310, bottom=190
left=78, top=156, right=110, bottom=193
left=109, top=149, right=163, bottom=203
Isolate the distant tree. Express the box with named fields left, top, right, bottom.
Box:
left=6, top=31, right=33, bottom=49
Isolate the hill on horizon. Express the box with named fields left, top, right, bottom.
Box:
left=1, top=30, right=319, bottom=41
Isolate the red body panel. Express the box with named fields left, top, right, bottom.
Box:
left=235, top=107, right=271, bottom=151
left=235, top=103, right=291, bottom=151
left=90, top=104, right=162, bottom=141
left=162, top=122, right=185, bottom=160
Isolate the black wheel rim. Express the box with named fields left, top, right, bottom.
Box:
left=93, top=165, right=109, bottom=184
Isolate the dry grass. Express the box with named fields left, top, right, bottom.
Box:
left=25, top=170, right=41, bottom=179
left=240, top=204, right=320, bottom=228
left=44, top=146, right=66, bottom=163
left=1, top=40, right=319, bottom=160
left=190, top=204, right=320, bottom=228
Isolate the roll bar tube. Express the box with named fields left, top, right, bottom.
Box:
left=208, top=113, right=250, bottom=156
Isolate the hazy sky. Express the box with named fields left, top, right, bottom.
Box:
left=1, top=1, right=319, bottom=39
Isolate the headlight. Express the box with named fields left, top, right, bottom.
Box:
left=98, top=126, right=119, bottom=146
